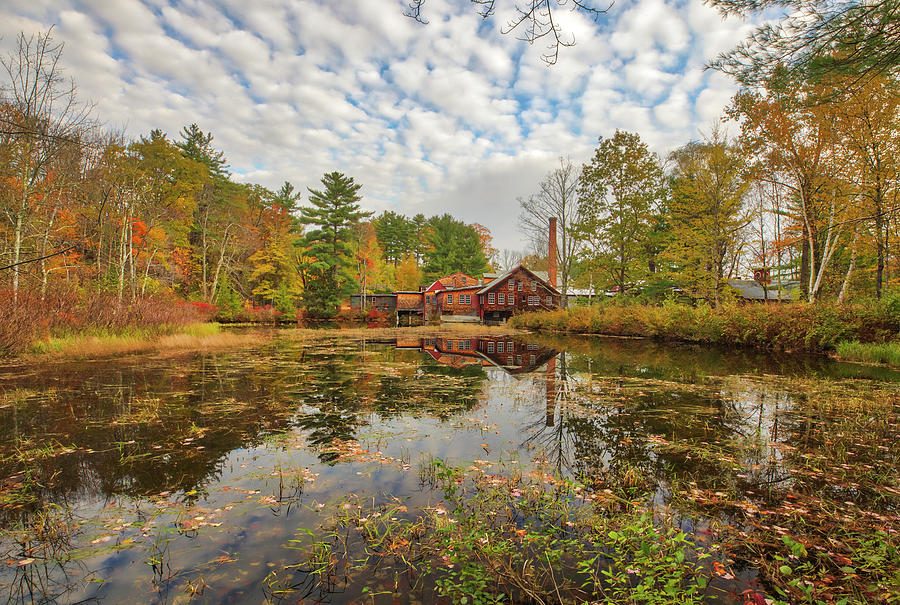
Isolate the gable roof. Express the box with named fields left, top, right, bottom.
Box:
left=477, top=264, right=560, bottom=295
left=425, top=272, right=478, bottom=292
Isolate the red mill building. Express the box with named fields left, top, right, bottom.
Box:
left=361, top=218, right=562, bottom=324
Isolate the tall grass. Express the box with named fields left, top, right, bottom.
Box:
left=834, top=341, right=900, bottom=366
left=511, top=299, right=900, bottom=353
left=0, top=288, right=212, bottom=357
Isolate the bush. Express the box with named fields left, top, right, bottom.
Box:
left=513, top=300, right=900, bottom=353
left=0, top=287, right=205, bottom=357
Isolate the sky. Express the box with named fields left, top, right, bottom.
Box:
left=0, top=0, right=756, bottom=251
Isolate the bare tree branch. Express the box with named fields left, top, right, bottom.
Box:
left=405, top=0, right=613, bottom=65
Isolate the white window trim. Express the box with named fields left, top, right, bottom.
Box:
left=488, top=293, right=495, bottom=304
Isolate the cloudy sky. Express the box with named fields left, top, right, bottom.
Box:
left=1, top=0, right=755, bottom=250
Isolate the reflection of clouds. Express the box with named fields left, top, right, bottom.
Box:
left=1, top=0, right=756, bottom=249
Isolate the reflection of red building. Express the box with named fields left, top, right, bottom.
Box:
left=396, top=337, right=558, bottom=375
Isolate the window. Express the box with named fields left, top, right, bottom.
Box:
left=497, top=342, right=504, bottom=353
left=530, top=355, right=536, bottom=365
left=487, top=342, right=495, bottom=353
left=447, top=293, right=453, bottom=304
left=498, top=293, right=505, bottom=304
left=517, top=280, right=523, bottom=291
left=546, top=296, right=552, bottom=305
left=461, top=340, right=470, bottom=350
left=508, top=341, right=514, bottom=352
left=488, top=293, right=495, bottom=304
left=516, top=355, right=522, bottom=365
left=507, top=356, right=513, bottom=364
left=465, top=294, right=471, bottom=305
left=531, top=281, right=537, bottom=291
left=508, top=280, right=514, bottom=290
left=509, top=295, right=515, bottom=305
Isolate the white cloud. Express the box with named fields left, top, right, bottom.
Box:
left=0, top=0, right=754, bottom=250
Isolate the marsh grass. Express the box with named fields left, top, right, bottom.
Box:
left=28, top=323, right=264, bottom=358
left=835, top=340, right=900, bottom=366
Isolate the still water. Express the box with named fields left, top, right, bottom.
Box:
left=0, top=330, right=897, bottom=603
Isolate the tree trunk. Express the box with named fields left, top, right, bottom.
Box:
left=40, top=204, right=58, bottom=300
left=838, top=228, right=860, bottom=304
left=12, top=211, right=23, bottom=303
left=209, top=225, right=232, bottom=303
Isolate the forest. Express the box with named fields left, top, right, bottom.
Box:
left=2, top=22, right=900, bottom=352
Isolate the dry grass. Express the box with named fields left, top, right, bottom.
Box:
left=29, top=324, right=266, bottom=359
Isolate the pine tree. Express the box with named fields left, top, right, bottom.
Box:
left=299, top=172, right=371, bottom=317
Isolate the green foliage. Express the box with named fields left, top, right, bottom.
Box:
left=373, top=210, right=416, bottom=265
left=599, top=511, right=710, bottom=604
left=575, top=130, right=666, bottom=293
left=422, top=214, right=490, bottom=280
left=319, top=458, right=717, bottom=604
left=214, top=277, right=244, bottom=321
left=663, top=135, right=751, bottom=306
left=176, top=123, right=228, bottom=178
left=835, top=341, right=900, bottom=366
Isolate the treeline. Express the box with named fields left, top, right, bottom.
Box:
left=0, top=31, right=495, bottom=328
left=523, top=82, right=900, bottom=307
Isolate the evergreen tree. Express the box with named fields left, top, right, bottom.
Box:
left=272, top=181, right=301, bottom=215
left=299, top=172, right=371, bottom=317
left=176, top=123, right=228, bottom=178
left=422, top=214, right=490, bottom=280
left=373, top=210, right=414, bottom=266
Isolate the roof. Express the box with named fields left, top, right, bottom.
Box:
left=438, top=284, right=483, bottom=292
left=425, top=272, right=478, bottom=292
left=477, top=264, right=561, bottom=295
left=728, top=280, right=797, bottom=301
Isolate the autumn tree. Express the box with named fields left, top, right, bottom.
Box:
left=519, top=157, right=582, bottom=305
left=470, top=222, right=498, bottom=268
left=664, top=134, right=753, bottom=305
left=575, top=131, right=665, bottom=294
left=0, top=29, right=94, bottom=299
left=299, top=172, right=371, bottom=317
left=834, top=75, right=900, bottom=298
left=730, top=79, right=853, bottom=301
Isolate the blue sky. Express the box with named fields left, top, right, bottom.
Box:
left=1, top=0, right=755, bottom=251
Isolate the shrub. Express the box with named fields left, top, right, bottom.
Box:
left=0, top=287, right=205, bottom=357
left=515, top=300, right=900, bottom=354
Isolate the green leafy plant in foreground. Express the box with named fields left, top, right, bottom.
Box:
left=307, top=458, right=717, bottom=604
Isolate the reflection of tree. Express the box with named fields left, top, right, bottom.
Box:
left=519, top=343, right=807, bottom=500
left=295, top=356, right=366, bottom=462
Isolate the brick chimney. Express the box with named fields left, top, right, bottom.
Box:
left=548, top=217, right=558, bottom=289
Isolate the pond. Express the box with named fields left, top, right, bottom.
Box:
left=0, top=329, right=897, bottom=604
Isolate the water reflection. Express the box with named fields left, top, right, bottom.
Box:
left=0, top=331, right=896, bottom=603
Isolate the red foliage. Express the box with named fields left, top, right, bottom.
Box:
left=0, top=287, right=206, bottom=356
